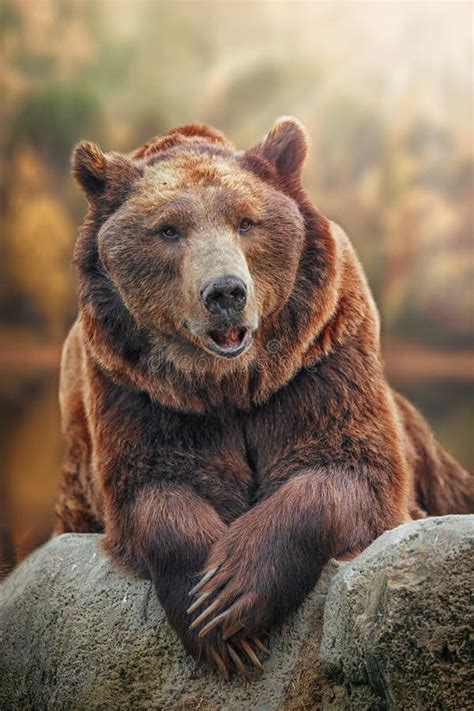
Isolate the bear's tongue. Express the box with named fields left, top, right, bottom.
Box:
left=210, top=327, right=245, bottom=348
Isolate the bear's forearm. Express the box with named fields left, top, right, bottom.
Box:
left=102, top=483, right=227, bottom=581
left=217, top=464, right=403, bottom=563
left=101, top=481, right=244, bottom=664
left=254, top=467, right=397, bottom=553
left=188, top=465, right=406, bottom=638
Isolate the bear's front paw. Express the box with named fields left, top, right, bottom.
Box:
left=177, top=608, right=268, bottom=680
left=186, top=543, right=275, bottom=662
left=199, top=629, right=269, bottom=680
left=157, top=571, right=269, bottom=680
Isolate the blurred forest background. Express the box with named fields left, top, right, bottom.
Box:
left=0, top=0, right=473, bottom=574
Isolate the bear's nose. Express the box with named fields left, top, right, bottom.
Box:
left=201, top=275, right=247, bottom=315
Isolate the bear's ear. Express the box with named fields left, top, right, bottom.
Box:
left=251, top=117, right=308, bottom=181
left=72, top=142, right=142, bottom=205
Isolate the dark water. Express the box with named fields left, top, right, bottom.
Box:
left=0, top=370, right=472, bottom=577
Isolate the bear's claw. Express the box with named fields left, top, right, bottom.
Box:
left=212, top=639, right=265, bottom=679
left=198, top=607, right=234, bottom=638
left=238, top=638, right=264, bottom=671
left=186, top=592, right=210, bottom=614
left=227, top=643, right=252, bottom=680
left=222, top=621, right=244, bottom=640
left=189, top=565, right=219, bottom=596
left=189, top=596, right=223, bottom=630
left=251, top=637, right=270, bottom=655
left=211, top=649, right=230, bottom=681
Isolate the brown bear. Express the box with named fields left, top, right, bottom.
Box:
left=55, top=118, right=473, bottom=679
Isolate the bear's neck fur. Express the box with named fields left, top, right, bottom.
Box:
left=74, top=132, right=380, bottom=414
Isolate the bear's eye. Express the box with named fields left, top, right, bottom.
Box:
left=238, top=218, right=254, bottom=233
left=160, top=225, right=180, bottom=240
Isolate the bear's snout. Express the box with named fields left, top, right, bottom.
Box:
left=200, top=275, right=247, bottom=316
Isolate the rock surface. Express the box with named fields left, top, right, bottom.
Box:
left=0, top=533, right=343, bottom=710
left=0, top=516, right=472, bottom=710
left=320, top=515, right=474, bottom=711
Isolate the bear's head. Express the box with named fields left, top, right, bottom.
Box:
left=72, top=119, right=372, bottom=412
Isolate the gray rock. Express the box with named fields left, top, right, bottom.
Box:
left=1, top=516, right=472, bottom=710
left=0, top=533, right=343, bottom=710
left=320, top=515, right=474, bottom=711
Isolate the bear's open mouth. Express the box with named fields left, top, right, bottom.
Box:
left=204, top=327, right=251, bottom=357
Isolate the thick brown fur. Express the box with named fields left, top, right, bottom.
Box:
left=55, top=118, right=473, bottom=676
